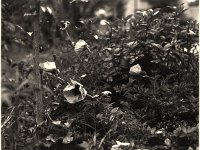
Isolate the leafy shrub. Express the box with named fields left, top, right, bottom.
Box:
left=1, top=3, right=199, bottom=150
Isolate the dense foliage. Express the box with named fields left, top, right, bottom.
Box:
left=1, top=1, right=199, bottom=150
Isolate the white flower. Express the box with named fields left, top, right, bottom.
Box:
left=129, top=64, right=141, bottom=75
left=101, top=91, right=112, bottom=95
left=74, top=39, right=89, bottom=53
left=39, top=61, right=56, bottom=72
left=63, top=79, right=87, bottom=104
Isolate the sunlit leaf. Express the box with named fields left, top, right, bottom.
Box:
left=153, top=8, right=161, bottom=15
left=164, top=138, right=171, bottom=146
left=129, top=64, right=142, bottom=75
left=81, top=74, right=87, bottom=78
left=182, top=126, right=187, bottom=133
left=116, top=141, right=130, bottom=146
left=1, top=87, right=13, bottom=107
left=188, top=146, right=194, bottom=150
left=52, top=121, right=61, bottom=125
left=150, top=43, right=163, bottom=50
left=94, top=35, right=98, bottom=39
left=155, top=130, right=163, bottom=134
left=78, top=141, right=90, bottom=150
left=39, top=62, right=56, bottom=72
left=111, top=107, right=119, bottom=114
left=95, top=9, right=107, bottom=17
left=111, top=144, right=120, bottom=150
left=100, top=19, right=110, bottom=25
left=101, top=91, right=112, bottom=95
left=62, top=135, right=73, bottom=144
left=41, top=6, right=46, bottom=12
left=111, top=141, right=131, bottom=150
left=136, top=10, right=147, bottom=17
left=64, top=119, right=75, bottom=128
left=150, top=127, right=156, bottom=134
left=46, top=134, right=56, bottom=143
left=74, top=39, right=89, bottom=53
left=46, top=7, right=53, bottom=14
left=27, top=32, right=33, bottom=36
left=188, top=30, right=196, bottom=35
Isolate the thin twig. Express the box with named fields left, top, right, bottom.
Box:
left=1, top=107, right=15, bottom=129
left=98, top=129, right=112, bottom=149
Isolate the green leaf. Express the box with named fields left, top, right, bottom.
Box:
left=150, top=43, right=163, bottom=50
left=153, top=8, right=161, bottom=16
left=188, top=146, right=194, bottom=150
left=164, top=138, right=171, bottom=146
left=111, top=107, right=119, bottom=114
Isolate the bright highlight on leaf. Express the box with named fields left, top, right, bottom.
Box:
left=39, top=62, right=57, bottom=72
left=80, top=74, right=87, bottom=78
left=188, top=147, right=194, bottom=150
left=62, top=135, right=73, bottom=144
left=70, top=0, right=88, bottom=3
left=52, top=121, right=61, bottom=125
left=64, top=119, right=75, bottom=128
left=74, top=39, right=89, bottom=53
left=111, top=141, right=131, bottom=150
left=129, top=64, right=142, bottom=75
left=100, top=19, right=109, bottom=26
left=63, top=79, right=87, bottom=104
left=164, top=138, right=171, bottom=146
left=94, top=35, right=99, bottom=39
left=27, top=32, right=33, bottom=36
left=101, top=91, right=112, bottom=95
left=41, top=6, right=46, bottom=12
left=46, top=7, right=52, bottom=14
left=60, top=20, right=70, bottom=30
left=155, top=130, right=163, bottom=134
left=95, top=9, right=108, bottom=17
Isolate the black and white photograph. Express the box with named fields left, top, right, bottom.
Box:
left=1, top=0, right=199, bottom=149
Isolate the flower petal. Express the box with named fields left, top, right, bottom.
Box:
left=63, top=79, right=87, bottom=103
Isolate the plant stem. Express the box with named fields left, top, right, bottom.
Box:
left=33, top=0, right=43, bottom=125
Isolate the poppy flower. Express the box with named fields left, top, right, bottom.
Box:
left=63, top=79, right=87, bottom=104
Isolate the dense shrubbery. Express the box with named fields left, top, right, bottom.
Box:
left=1, top=2, right=199, bottom=150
